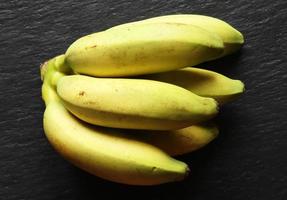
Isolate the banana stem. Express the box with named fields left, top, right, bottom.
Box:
left=40, top=55, right=71, bottom=82
left=41, top=55, right=71, bottom=105
left=42, top=83, right=61, bottom=106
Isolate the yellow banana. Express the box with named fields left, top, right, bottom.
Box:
left=65, top=23, right=224, bottom=77
left=140, top=68, right=245, bottom=104
left=43, top=101, right=189, bottom=185
left=127, top=122, right=219, bottom=156
left=57, top=75, right=218, bottom=130
left=42, top=57, right=218, bottom=156
left=110, top=14, right=244, bottom=56
left=41, top=56, right=190, bottom=185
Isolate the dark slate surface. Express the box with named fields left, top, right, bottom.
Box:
left=1, top=0, right=287, bottom=199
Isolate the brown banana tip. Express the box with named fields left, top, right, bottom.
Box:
left=241, top=81, right=246, bottom=92
left=185, top=166, right=191, bottom=179
left=213, top=98, right=220, bottom=113
left=40, top=61, right=49, bottom=81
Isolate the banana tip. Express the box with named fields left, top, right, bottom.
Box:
left=185, top=166, right=191, bottom=179
left=40, top=61, right=49, bottom=81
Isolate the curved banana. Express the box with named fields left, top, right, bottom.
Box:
left=57, top=75, right=218, bottom=130
left=110, top=14, right=244, bottom=56
left=43, top=101, right=189, bottom=185
left=140, top=68, right=245, bottom=104
left=42, top=58, right=218, bottom=157
left=41, top=56, right=190, bottom=185
left=65, top=23, right=224, bottom=77
left=128, top=122, right=219, bottom=156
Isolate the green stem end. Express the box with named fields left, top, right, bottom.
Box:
left=40, top=54, right=72, bottom=106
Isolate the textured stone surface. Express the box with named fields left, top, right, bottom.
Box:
left=0, top=0, right=287, bottom=199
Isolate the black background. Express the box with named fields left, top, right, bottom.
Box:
left=1, top=0, right=287, bottom=199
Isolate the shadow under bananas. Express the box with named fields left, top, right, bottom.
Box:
left=177, top=103, right=242, bottom=196
left=197, top=49, right=243, bottom=75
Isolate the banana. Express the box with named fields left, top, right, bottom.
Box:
left=126, top=122, right=219, bottom=156
left=42, top=58, right=218, bottom=156
left=41, top=56, right=190, bottom=185
left=43, top=101, right=189, bottom=185
left=65, top=23, right=224, bottom=77
left=110, top=14, right=244, bottom=56
left=56, top=75, right=218, bottom=130
left=140, top=68, right=245, bottom=104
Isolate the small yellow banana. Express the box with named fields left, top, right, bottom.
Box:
left=57, top=75, right=218, bottom=130
left=127, top=122, right=219, bottom=156
left=43, top=57, right=218, bottom=157
left=41, top=56, right=190, bottom=185
left=110, top=14, right=244, bottom=56
left=65, top=23, right=224, bottom=77
left=44, top=101, right=189, bottom=185
left=140, top=67, right=245, bottom=104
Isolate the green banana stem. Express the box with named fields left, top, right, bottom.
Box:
left=40, top=54, right=71, bottom=106
left=41, top=83, right=60, bottom=106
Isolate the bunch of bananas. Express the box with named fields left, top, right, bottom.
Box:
left=40, top=14, right=245, bottom=185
